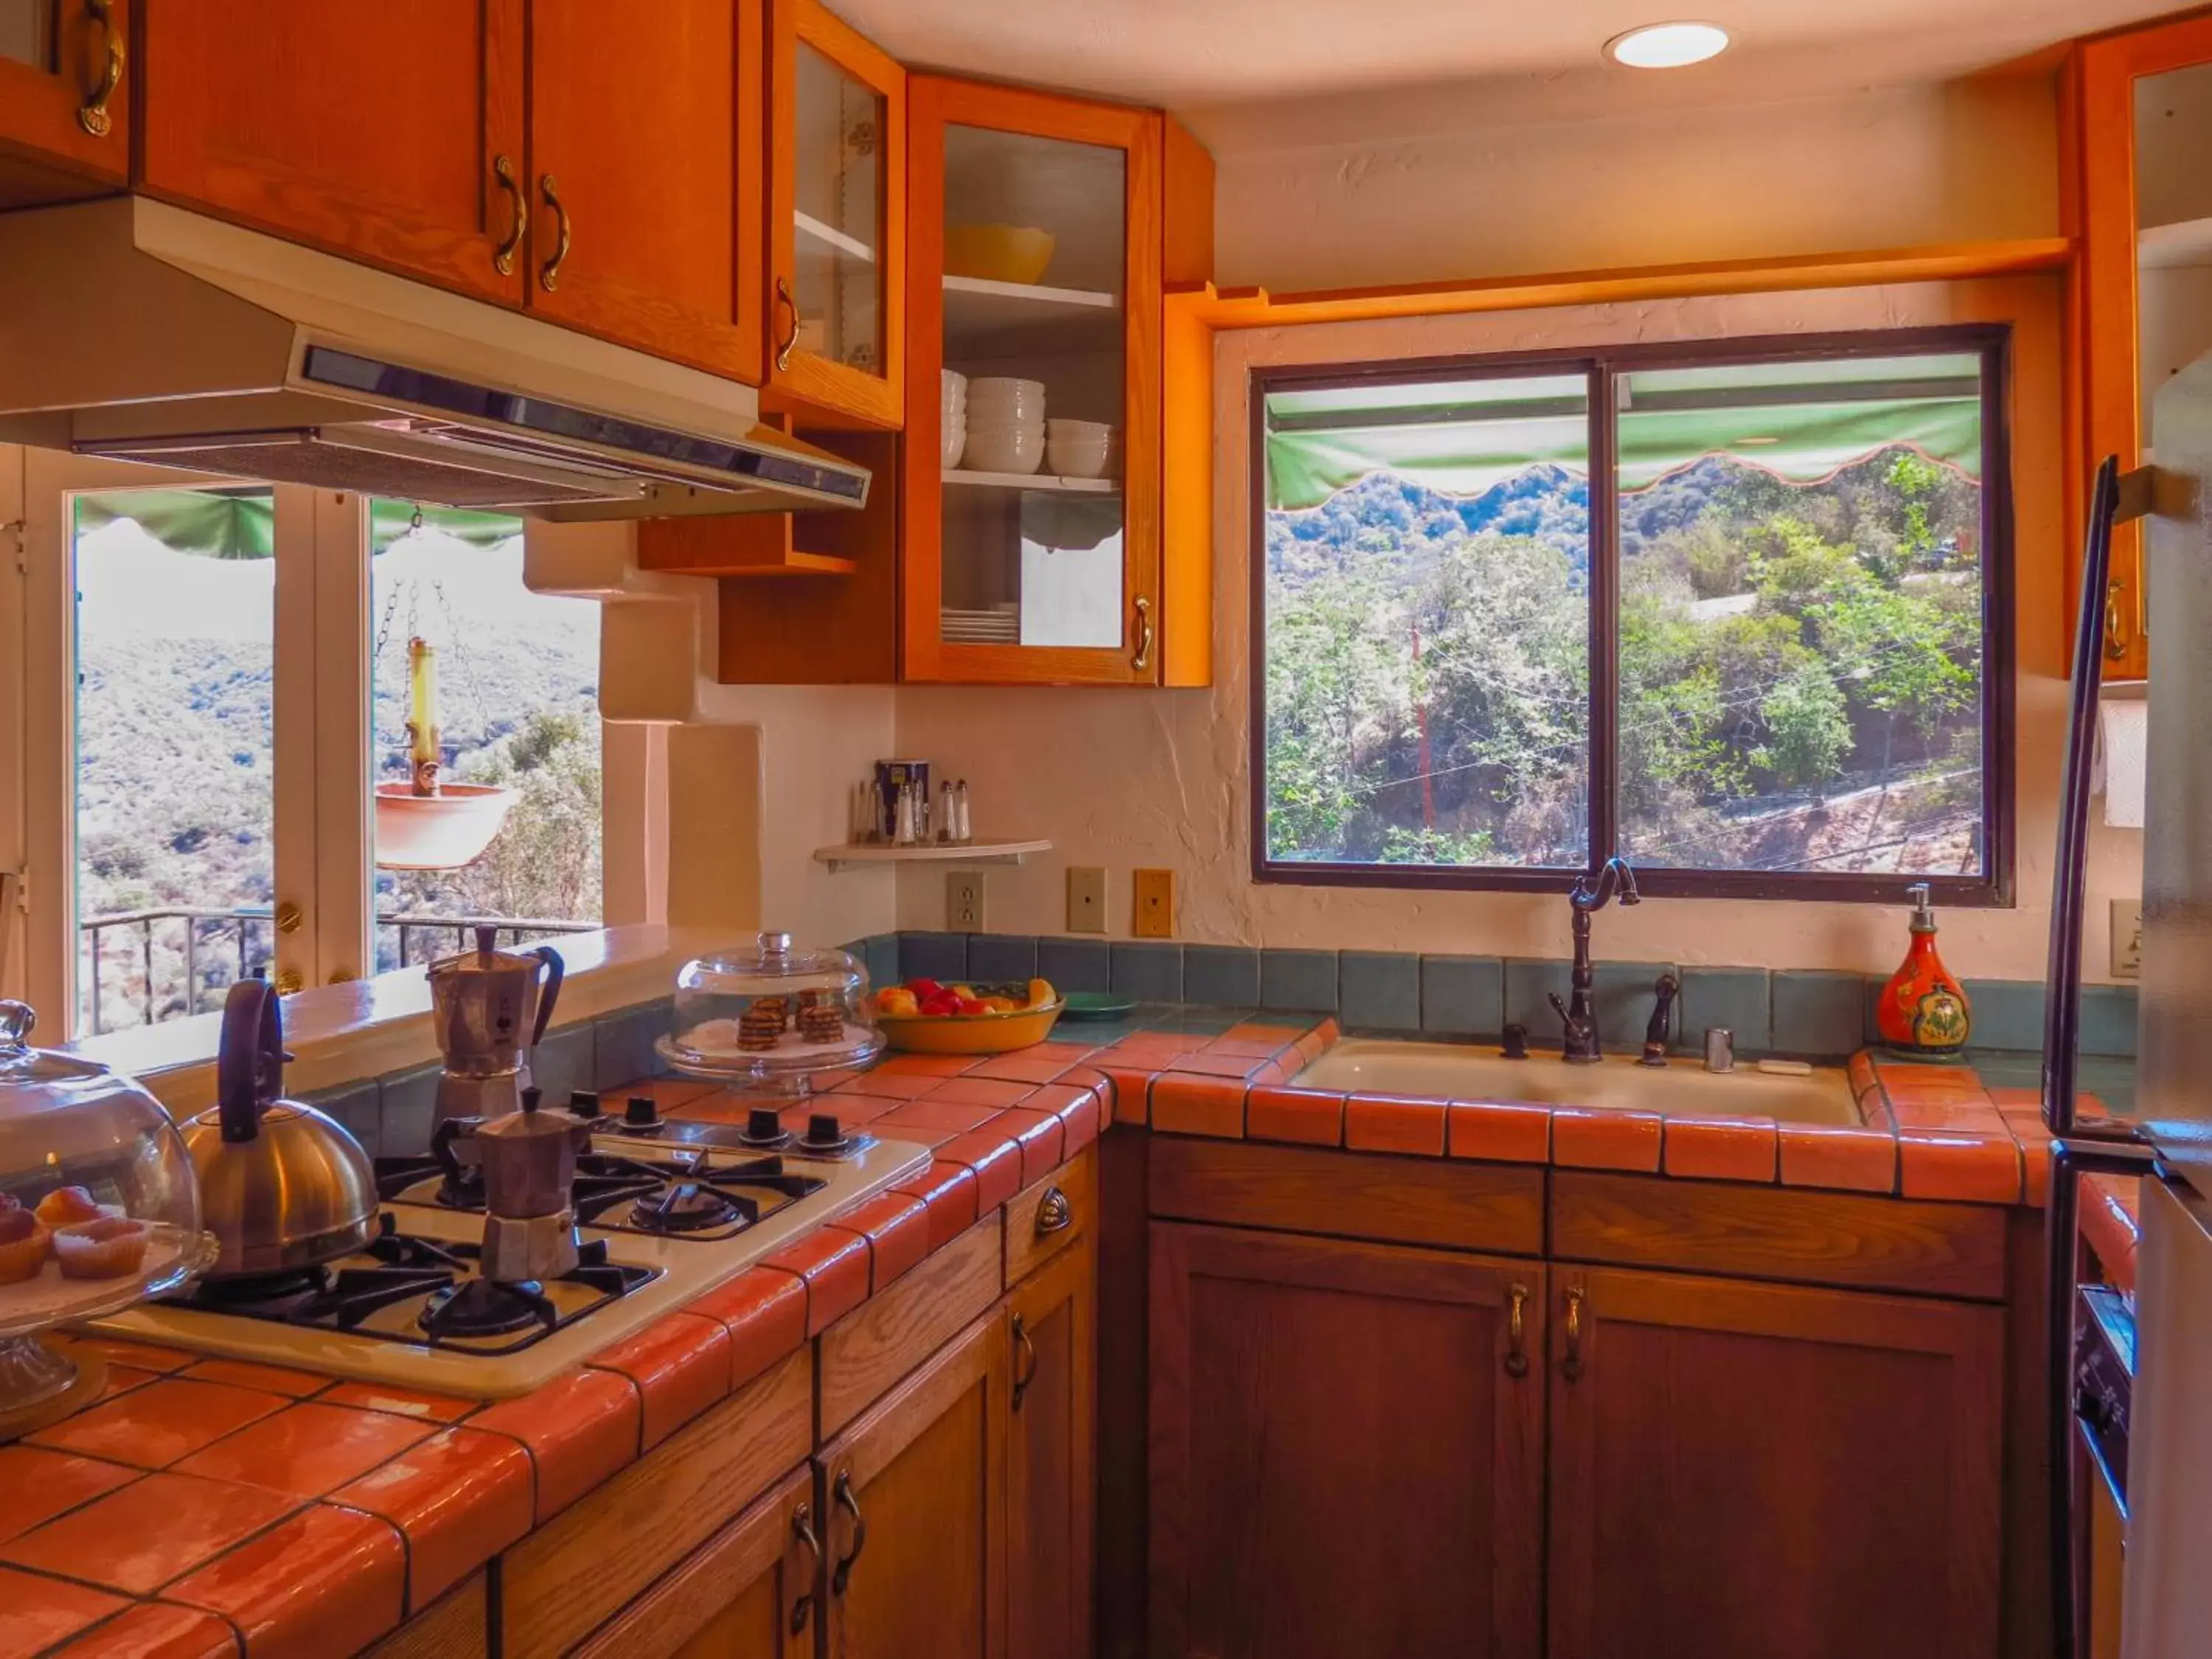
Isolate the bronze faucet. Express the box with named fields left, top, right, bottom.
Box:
left=1548, top=858, right=1641, bottom=1063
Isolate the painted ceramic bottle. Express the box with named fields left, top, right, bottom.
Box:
left=1876, top=883, right=1972, bottom=1056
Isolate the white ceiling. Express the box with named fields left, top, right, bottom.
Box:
left=830, top=0, right=2177, bottom=145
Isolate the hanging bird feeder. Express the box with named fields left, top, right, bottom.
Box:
left=372, top=634, right=515, bottom=871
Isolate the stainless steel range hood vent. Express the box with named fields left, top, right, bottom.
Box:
left=0, top=197, right=870, bottom=519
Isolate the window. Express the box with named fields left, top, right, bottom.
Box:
left=1253, top=327, right=2012, bottom=902
left=42, top=475, right=605, bottom=1037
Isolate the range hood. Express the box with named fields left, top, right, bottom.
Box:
left=0, top=197, right=869, bottom=518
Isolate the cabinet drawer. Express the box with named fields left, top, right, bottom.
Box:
left=501, top=1347, right=813, bottom=1658
left=1007, top=1148, right=1095, bottom=1288
left=820, top=1214, right=1000, bottom=1437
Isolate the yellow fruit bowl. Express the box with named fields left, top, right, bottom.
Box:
left=944, top=223, right=1057, bottom=287
left=876, top=1000, right=1065, bottom=1055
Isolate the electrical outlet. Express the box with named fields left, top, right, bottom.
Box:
left=1066, top=866, right=1107, bottom=934
left=2112, top=898, right=2143, bottom=978
left=946, top=872, right=985, bottom=933
left=1133, top=869, right=1175, bottom=939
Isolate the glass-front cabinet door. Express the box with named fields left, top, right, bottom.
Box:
left=0, top=0, right=129, bottom=191
left=765, top=0, right=905, bottom=427
left=905, top=77, right=1162, bottom=684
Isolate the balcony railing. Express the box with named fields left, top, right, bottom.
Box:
left=78, top=907, right=597, bottom=1034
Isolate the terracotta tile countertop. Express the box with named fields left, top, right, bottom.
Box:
left=4, top=1008, right=2104, bottom=1655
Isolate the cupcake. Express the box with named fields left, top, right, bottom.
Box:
left=52, top=1216, right=150, bottom=1280
left=0, top=1208, right=50, bottom=1285
left=35, top=1185, right=102, bottom=1226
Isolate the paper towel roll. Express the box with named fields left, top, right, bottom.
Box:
left=2095, top=694, right=2148, bottom=829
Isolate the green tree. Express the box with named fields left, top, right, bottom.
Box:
left=1755, top=658, right=1852, bottom=791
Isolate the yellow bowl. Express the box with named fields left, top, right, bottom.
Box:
left=876, top=1001, right=1065, bottom=1055
left=944, top=224, right=1056, bottom=287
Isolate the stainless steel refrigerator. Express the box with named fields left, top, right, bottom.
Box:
left=2047, top=350, right=2212, bottom=1658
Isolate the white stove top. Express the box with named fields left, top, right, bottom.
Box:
left=88, top=1133, right=933, bottom=1399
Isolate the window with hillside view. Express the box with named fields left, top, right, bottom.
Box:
left=1256, top=330, right=2011, bottom=900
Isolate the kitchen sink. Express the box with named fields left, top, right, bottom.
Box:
left=1292, top=1039, right=1863, bottom=1125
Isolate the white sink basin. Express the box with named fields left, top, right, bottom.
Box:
left=1292, top=1039, right=1862, bottom=1125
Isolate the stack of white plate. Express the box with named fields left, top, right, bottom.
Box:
left=941, top=370, right=967, bottom=470
left=941, top=605, right=1020, bottom=643
left=964, top=378, right=1046, bottom=474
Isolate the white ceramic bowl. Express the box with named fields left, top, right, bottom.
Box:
left=967, top=376, right=1045, bottom=403
left=941, top=412, right=967, bottom=470
left=942, top=369, right=968, bottom=402
left=961, top=424, right=1044, bottom=474
left=1048, top=439, right=1113, bottom=479
left=967, top=380, right=1046, bottom=420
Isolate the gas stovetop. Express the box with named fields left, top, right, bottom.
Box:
left=88, top=1119, right=933, bottom=1398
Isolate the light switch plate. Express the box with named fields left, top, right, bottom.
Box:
left=1066, top=866, right=1107, bottom=934
left=2112, top=898, right=2143, bottom=978
left=946, top=872, right=984, bottom=933
left=1133, top=869, right=1175, bottom=939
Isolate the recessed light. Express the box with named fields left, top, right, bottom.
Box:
left=1605, top=21, right=1731, bottom=69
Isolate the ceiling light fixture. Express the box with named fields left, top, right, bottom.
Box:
left=1605, top=21, right=1731, bottom=69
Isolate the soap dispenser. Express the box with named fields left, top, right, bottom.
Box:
left=1875, top=883, right=1972, bottom=1057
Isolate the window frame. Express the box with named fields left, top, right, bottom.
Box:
left=1248, top=323, right=2017, bottom=906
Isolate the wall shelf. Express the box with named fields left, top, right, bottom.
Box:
left=943, top=274, right=1121, bottom=355
left=813, top=838, right=1052, bottom=872
left=2140, top=215, right=2212, bottom=268
left=796, top=209, right=875, bottom=263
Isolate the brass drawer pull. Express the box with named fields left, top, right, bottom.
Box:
left=1504, top=1282, right=1529, bottom=1378
left=774, top=276, right=801, bottom=372
left=493, top=156, right=528, bottom=277
left=77, top=0, right=123, bottom=137
left=1034, top=1186, right=1073, bottom=1237
left=539, top=174, right=572, bottom=292
left=788, top=1501, right=819, bottom=1634
left=1131, top=594, right=1154, bottom=672
left=1562, top=1286, right=1586, bottom=1382
left=1012, top=1312, right=1038, bottom=1411
left=830, top=1470, right=866, bottom=1597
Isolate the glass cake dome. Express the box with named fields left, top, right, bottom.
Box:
left=657, top=931, right=884, bottom=1091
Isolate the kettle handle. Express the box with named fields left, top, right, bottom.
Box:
left=216, top=978, right=282, bottom=1145
left=529, top=945, right=565, bottom=1046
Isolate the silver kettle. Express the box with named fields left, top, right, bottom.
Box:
left=181, top=979, right=379, bottom=1277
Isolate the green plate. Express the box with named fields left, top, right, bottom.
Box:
left=1060, top=991, right=1138, bottom=1020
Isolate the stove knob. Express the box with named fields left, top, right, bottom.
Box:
left=568, top=1090, right=602, bottom=1120
left=746, top=1107, right=784, bottom=1141
left=805, top=1112, right=843, bottom=1147
left=625, top=1096, right=662, bottom=1128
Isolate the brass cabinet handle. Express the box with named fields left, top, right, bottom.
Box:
left=830, top=1470, right=866, bottom=1597
left=1504, top=1282, right=1530, bottom=1378
left=1562, top=1286, right=1586, bottom=1382
left=773, top=276, right=801, bottom=372
left=274, top=902, right=303, bottom=936
left=788, top=1501, right=819, bottom=1635
left=539, top=174, right=572, bottom=292
left=1034, top=1186, right=1072, bottom=1237
left=492, top=156, right=528, bottom=277
left=2106, top=577, right=2129, bottom=661
left=1012, top=1312, right=1038, bottom=1411
left=77, top=0, right=123, bottom=137
left=1131, top=594, right=1154, bottom=672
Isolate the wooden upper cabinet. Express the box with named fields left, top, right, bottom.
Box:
left=1545, top=1266, right=2003, bottom=1659
left=818, top=1306, right=1009, bottom=1659
left=1148, top=1222, right=1545, bottom=1659
left=524, top=0, right=765, bottom=381
left=138, top=0, right=525, bottom=304
left=569, top=1468, right=818, bottom=1659
left=0, top=0, right=129, bottom=205
left=763, top=0, right=905, bottom=427
left=905, top=76, right=1210, bottom=686
left=2066, top=13, right=2212, bottom=679
left=1006, top=1237, right=1096, bottom=1659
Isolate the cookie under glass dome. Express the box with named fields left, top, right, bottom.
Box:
left=656, top=932, right=884, bottom=1096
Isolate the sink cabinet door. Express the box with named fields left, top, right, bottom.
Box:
left=138, top=0, right=526, bottom=304
left=1007, top=1234, right=1096, bottom=1659
left=1545, top=1266, right=2003, bottom=1659
left=819, top=1305, right=1010, bottom=1659
left=1149, top=1221, right=1545, bottom=1659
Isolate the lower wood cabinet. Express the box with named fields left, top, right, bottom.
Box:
left=1545, top=1266, right=2004, bottom=1659
left=1008, top=1237, right=1097, bottom=1659
left=571, top=1468, right=816, bottom=1658
left=1148, top=1222, right=1545, bottom=1659
left=817, top=1304, right=1011, bottom=1659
